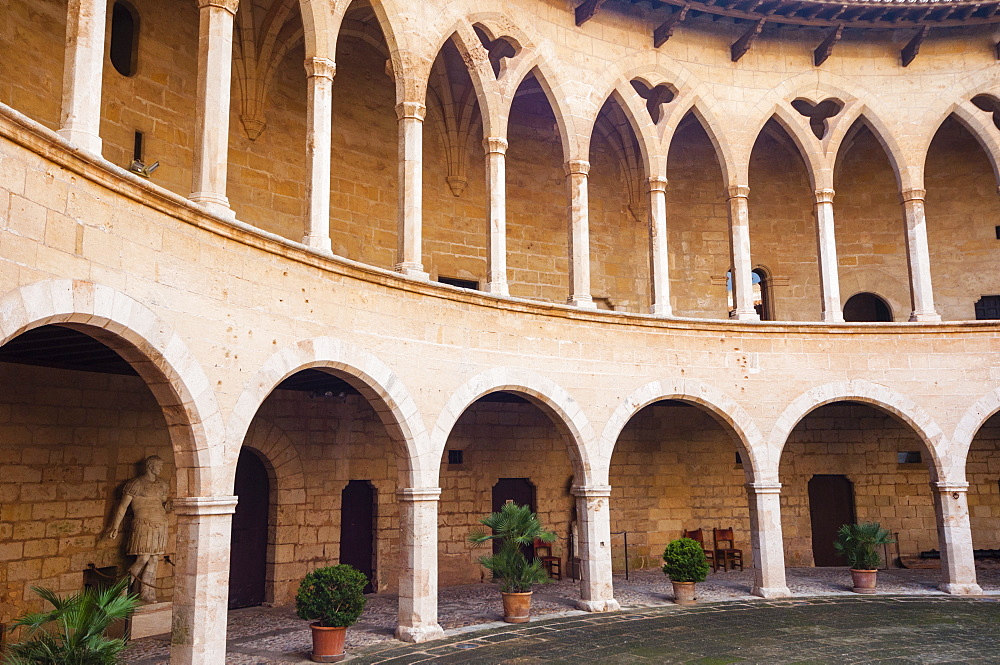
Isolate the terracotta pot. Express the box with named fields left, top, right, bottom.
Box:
left=309, top=624, right=347, bottom=663
left=850, top=569, right=878, bottom=594
left=672, top=581, right=697, bottom=605
left=501, top=591, right=532, bottom=623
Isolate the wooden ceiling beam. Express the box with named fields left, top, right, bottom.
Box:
left=576, top=0, right=609, bottom=25
left=654, top=3, right=691, bottom=46
left=814, top=23, right=844, bottom=66
left=901, top=25, right=929, bottom=66
left=731, top=17, right=766, bottom=61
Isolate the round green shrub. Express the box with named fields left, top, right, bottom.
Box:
left=662, top=538, right=710, bottom=583
left=295, top=565, right=368, bottom=628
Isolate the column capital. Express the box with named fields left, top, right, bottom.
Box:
left=197, top=0, right=239, bottom=14
left=571, top=484, right=612, bottom=498
left=814, top=188, right=835, bottom=203
left=304, top=57, right=336, bottom=80
left=564, top=159, right=591, bottom=176
left=397, top=487, right=442, bottom=502
left=396, top=102, right=426, bottom=122
left=747, top=482, right=782, bottom=494
left=933, top=481, right=969, bottom=495
left=173, top=495, right=238, bottom=516
left=727, top=184, right=750, bottom=200
left=647, top=176, right=668, bottom=192
left=483, top=137, right=509, bottom=154
left=900, top=188, right=926, bottom=203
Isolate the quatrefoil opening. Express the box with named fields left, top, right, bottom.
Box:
left=473, top=25, right=519, bottom=79
left=971, top=94, right=1000, bottom=131
left=630, top=79, right=676, bottom=124
left=791, top=97, right=844, bottom=140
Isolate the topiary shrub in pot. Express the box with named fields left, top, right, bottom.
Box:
left=662, top=537, right=711, bottom=605
left=469, top=502, right=557, bottom=623
left=295, top=565, right=368, bottom=662
left=834, top=522, right=894, bottom=594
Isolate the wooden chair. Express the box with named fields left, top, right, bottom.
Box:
left=713, top=527, right=743, bottom=572
left=534, top=539, right=562, bottom=580
left=683, top=528, right=717, bottom=572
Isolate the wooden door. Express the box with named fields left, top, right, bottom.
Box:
left=491, top=478, right=536, bottom=559
left=228, top=448, right=269, bottom=609
left=340, top=480, right=376, bottom=594
left=808, top=474, right=856, bottom=566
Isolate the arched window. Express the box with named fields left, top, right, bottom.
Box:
left=726, top=268, right=773, bottom=320
left=109, top=2, right=139, bottom=77
left=843, top=292, right=893, bottom=322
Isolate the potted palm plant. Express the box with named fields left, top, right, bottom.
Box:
left=469, top=502, right=557, bottom=623
left=662, top=537, right=711, bottom=605
left=834, top=521, right=895, bottom=594
left=4, top=578, right=138, bottom=664
left=295, top=564, right=368, bottom=662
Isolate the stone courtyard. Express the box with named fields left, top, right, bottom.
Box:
left=123, top=567, right=1000, bottom=663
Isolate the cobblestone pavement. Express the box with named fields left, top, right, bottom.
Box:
left=123, top=567, right=1000, bottom=664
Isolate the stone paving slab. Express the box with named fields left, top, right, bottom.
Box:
left=345, top=597, right=1000, bottom=665
left=122, top=567, right=1000, bottom=664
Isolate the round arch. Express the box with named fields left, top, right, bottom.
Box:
left=598, top=378, right=767, bottom=483
left=429, top=367, right=595, bottom=484
left=0, top=279, right=223, bottom=496
left=770, top=380, right=946, bottom=481
left=950, top=388, right=1000, bottom=480
left=227, top=336, right=432, bottom=488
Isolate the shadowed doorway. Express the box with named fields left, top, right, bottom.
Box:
left=229, top=448, right=270, bottom=609
left=809, top=474, right=856, bottom=566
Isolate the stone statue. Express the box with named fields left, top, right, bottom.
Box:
left=106, top=455, right=171, bottom=603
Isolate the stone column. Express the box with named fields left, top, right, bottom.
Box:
left=58, top=0, right=107, bottom=155
left=727, top=185, right=759, bottom=321
left=395, top=488, right=444, bottom=642
left=648, top=176, right=672, bottom=317
left=303, top=57, right=336, bottom=252
left=814, top=189, right=844, bottom=323
left=189, top=0, right=239, bottom=220
left=485, top=137, right=509, bottom=296
left=747, top=482, right=791, bottom=598
left=395, top=103, right=429, bottom=279
left=572, top=485, right=620, bottom=612
left=566, top=160, right=597, bottom=309
left=933, top=482, right=983, bottom=595
left=171, top=496, right=238, bottom=665
left=900, top=188, right=941, bottom=322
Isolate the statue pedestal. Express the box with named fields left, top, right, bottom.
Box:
left=129, top=601, right=172, bottom=639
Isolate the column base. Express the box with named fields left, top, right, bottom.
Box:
left=57, top=128, right=103, bottom=156
left=303, top=234, right=332, bottom=253
left=394, top=623, right=444, bottom=643
left=822, top=311, right=845, bottom=323
left=939, top=582, right=983, bottom=595
left=487, top=280, right=509, bottom=297
left=650, top=303, right=673, bottom=317
left=730, top=309, right=760, bottom=321
left=575, top=598, right=620, bottom=612
left=752, top=586, right=791, bottom=599
left=568, top=296, right=598, bottom=309
left=909, top=310, right=942, bottom=322
left=394, top=263, right=430, bottom=280
left=189, top=194, right=236, bottom=221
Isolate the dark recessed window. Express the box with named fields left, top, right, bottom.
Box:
left=844, top=292, right=893, bottom=322
left=447, top=450, right=464, bottom=465
left=735, top=452, right=743, bottom=465
left=438, top=276, right=478, bottom=290
left=995, top=226, right=1000, bottom=240
left=975, top=295, right=1000, bottom=320
left=897, top=451, right=922, bottom=464
left=110, top=2, right=139, bottom=77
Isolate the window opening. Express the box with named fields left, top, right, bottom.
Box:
left=110, top=2, right=139, bottom=77
left=975, top=295, right=1000, bottom=320
left=437, top=276, right=479, bottom=290
left=843, top=293, right=893, bottom=322
left=447, top=450, right=464, bottom=465
left=726, top=269, right=772, bottom=320
left=897, top=451, right=922, bottom=464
